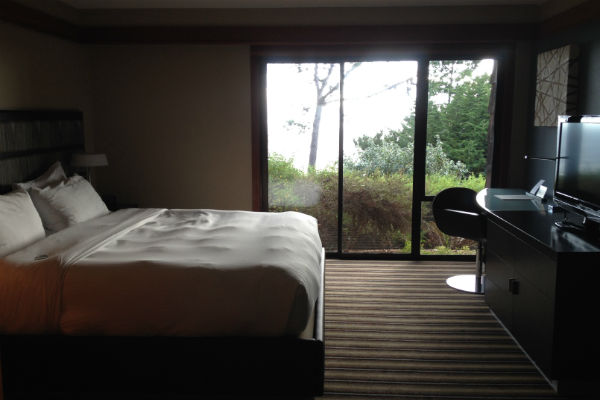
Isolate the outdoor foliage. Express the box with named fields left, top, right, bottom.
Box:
left=428, top=73, right=492, bottom=175
left=385, top=61, right=493, bottom=175
left=348, top=131, right=468, bottom=178
left=268, top=60, right=492, bottom=253
left=268, top=154, right=485, bottom=253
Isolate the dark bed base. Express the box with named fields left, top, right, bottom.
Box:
left=1, top=334, right=324, bottom=398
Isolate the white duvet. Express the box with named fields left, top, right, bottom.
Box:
left=1, top=209, right=322, bottom=337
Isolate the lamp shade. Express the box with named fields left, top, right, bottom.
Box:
left=71, top=153, right=108, bottom=168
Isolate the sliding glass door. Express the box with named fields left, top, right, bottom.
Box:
left=341, top=61, right=417, bottom=253
left=263, top=56, right=496, bottom=258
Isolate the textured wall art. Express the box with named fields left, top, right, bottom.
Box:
left=534, top=44, right=579, bottom=127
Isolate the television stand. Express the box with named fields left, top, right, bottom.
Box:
left=477, top=188, right=600, bottom=396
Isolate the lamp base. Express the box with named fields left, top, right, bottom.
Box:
left=446, top=274, right=484, bottom=294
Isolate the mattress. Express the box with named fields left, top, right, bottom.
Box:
left=1, top=208, right=323, bottom=337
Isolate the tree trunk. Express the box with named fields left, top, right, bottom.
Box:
left=307, top=62, right=357, bottom=169
left=308, top=99, right=323, bottom=169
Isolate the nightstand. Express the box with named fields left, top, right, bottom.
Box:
left=101, top=194, right=138, bottom=211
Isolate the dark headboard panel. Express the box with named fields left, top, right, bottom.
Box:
left=0, top=110, right=84, bottom=194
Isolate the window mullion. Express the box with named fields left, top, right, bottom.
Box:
left=337, top=62, right=345, bottom=256
left=411, top=58, right=430, bottom=257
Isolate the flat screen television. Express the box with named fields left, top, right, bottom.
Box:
left=554, top=115, right=600, bottom=224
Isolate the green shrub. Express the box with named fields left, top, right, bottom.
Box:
left=268, top=154, right=485, bottom=253
left=347, top=134, right=468, bottom=178
left=268, top=153, right=304, bottom=181
left=426, top=173, right=486, bottom=195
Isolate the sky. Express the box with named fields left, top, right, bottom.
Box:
left=267, top=59, right=494, bottom=172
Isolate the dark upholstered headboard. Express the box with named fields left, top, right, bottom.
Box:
left=0, top=110, right=84, bottom=194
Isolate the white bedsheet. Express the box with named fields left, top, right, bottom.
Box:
left=2, top=209, right=322, bottom=337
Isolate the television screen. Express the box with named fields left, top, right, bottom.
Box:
left=554, top=117, right=600, bottom=215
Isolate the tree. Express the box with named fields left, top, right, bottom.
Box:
left=431, top=74, right=492, bottom=174
left=364, top=60, right=492, bottom=175
left=280, top=62, right=418, bottom=171
left=354, top=123, right=414, bottom=150
left=428, top=60, right=479, bottom=105
left=306, top=63, right=361, bottom=169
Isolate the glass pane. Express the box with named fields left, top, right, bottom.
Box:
left=342, top=61, right=418, bottom=253
left=425, top=59, right=495, bottom=197
left=420, top=202, right=477, bottom=255
left=266, top=63, right=340, bottom=252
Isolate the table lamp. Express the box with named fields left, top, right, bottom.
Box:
left=71, top=153, right=108, bottom=186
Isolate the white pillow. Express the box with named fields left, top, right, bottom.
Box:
left=13, top=161, right=67, bottom=191
left=30, top=175, right=109, bottom=232
left=28, top=183, right=70, bottom=234
left=0, top=190, right=46, bottom=257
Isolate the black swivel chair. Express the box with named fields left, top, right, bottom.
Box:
left=432, top=187, right=485, bottom=294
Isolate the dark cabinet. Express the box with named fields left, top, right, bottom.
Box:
left=485, top=250, right=513, bottom=328
left=479, top=189, right=600, bottom=395
left=510, top=269, right=554, bottom=375
left=486, top=221, right=555, bottom=376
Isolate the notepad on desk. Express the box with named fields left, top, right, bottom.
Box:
left=494, top=194, right=537, bottom=200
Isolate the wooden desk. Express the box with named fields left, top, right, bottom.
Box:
left=477, top=188, right=600, bottom=395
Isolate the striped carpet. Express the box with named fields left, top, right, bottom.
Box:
left=322, top=259, right=567, bottom=400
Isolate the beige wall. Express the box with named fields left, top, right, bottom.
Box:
left=0, top=21, right=93, bottom=146
left=90, top=44, right=252, bottom=210
left=0, top=20, right=252, bottom=210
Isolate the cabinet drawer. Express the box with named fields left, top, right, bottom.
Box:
left=487, top=220, right=556, bottom=299
left=487, top=221, right=515, bottom=264
left=485, top=251, right=513, bottom=329
left=512, top=273, right=555, bottom=376
left=485, top=249, right=512, bottom=292
left=513, top=240, right=556, bottom=299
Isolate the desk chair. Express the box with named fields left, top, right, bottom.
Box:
left=432, top=187, right=485, bottom=294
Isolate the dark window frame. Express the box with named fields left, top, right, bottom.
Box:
left=251, top=44, right=515, bottom=259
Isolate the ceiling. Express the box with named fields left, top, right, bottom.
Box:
left=13, top=0, right=586, bottom=29
left=56, top=0, right=548, bottom=9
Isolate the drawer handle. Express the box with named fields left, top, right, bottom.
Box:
left=508, top=278, right=520, bottom=295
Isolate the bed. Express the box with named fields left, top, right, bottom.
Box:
left=0, top=110, right=325, bottom=399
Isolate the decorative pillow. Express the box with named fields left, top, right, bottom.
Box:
left=30, top=175, right=110, bottom=232
left=13, top=161, right=67, bottom=191
left=0, top=190, right=46, bottom=257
